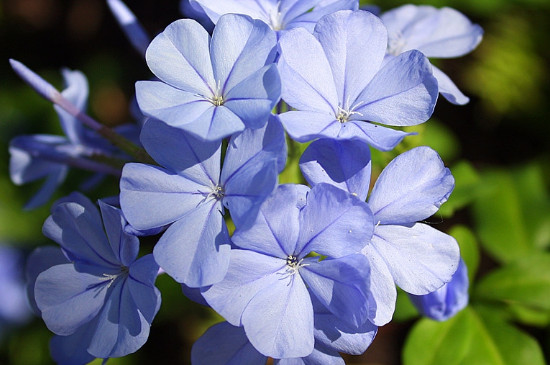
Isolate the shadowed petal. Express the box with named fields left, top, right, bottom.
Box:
left=300, top=139, right=371, bottom=201
left=432, top=65, right=469, bottom=105
left=191, top=322, right=267, bottom=365
left=35, top=264, right=110, bottom=336
left=279, top=111, right=340, bottom=143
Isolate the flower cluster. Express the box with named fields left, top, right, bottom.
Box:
left=11, top=0, right=481, bottom=363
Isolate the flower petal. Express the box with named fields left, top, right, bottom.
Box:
left=191, top=322, right=267, bottom=365
left=145, top=19, right=215, bottom=96
left=242, top=272, right=314, bottom=358
left=278, top=27, right=338, bottom=114
left=35, top=264, right=109, bottom=336
left=301, top=255, right=371, bottom=327
left=372, top=223, right=460, bottom=295
left=355, top=50, right=438, bottom=127
left=300, top=138, right=371, bottom=201
left=98, top=201, right=139, bottom=267
left=202, top=249, right=285, bottom=326
left=313, top=10, right=387, bottom=105
left=336, top=121, right=413, bottom=151
left=297, top=184, right=373, bottom=257
left=120, top=163, right=208, bottom=230
left=279, top=111, right=340, bottom=143
left=153, top=201, right=231, bottom=287
left=368, top=146, right=454, bottom=225
left=432, top=64, right=470, bottom=105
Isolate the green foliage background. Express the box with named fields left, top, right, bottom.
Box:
left=0, top=0, right=549, bottom=364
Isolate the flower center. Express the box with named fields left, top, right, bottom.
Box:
left=101, top=266, right=129, bottom=288
left=269, top=3, right=285, bottom=30
left=284, top=255, right=307, bottom=276
left=208, top=184, right=225, bottom=200
left=336, top=105, right=362, bottom=123
left=207, top=80, right=225, bottom=106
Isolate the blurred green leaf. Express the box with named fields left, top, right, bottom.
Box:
left=403, top=306, right=546, bottom=365
left=449, top=225, right=480, bottom=283
left=402, top=119, right=460, bottom=163
left=473, top=167, right=548, bottom=263
left=474, top=253, right=550, bottom=326
left=439, top=161, right=481, bottom=217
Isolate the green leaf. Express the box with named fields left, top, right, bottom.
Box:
left=403, top=306, right=546, bottom=365
left=449, top=225, right=480, bottom=283
left=472, top=169, right=535, bottom=263
left=474, top=253, right=550, bottom=326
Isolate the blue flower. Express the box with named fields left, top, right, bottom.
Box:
left=300, top=142, right=460, bottom=324
left=9, top=68, right=136, bottom=210
left=190, top=0, right=358, bottom=34
left=202, top=183, right=375, bottom=358
left=120, top=117, right=286, bottom=287
left=136, top=14, right=280, bottom=141
left=409, top=258, right=469, bottom=321
left=381, top=5, right=483, bottom=105
left=33, top=193, right=161, bottom=362
left=277, top=10, right=438, bottom=151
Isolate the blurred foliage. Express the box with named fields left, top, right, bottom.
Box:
left=0, top=0, right=549, bottom=364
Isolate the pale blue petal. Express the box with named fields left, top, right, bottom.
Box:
left=232, top=184, right=308, bottom=258
left=202, top=250, right=285, bottom=326
left=432, top=65, right=469, bottom=105
left=279, top=111, right=340, bottom=143
left=354, top=50, right=438, bottom=127
left=297, top=184, right=373, bottom=257
left=368, top=146, right=454, bottom=225
left=276, top=347, right=344, bottom=365
left=25, top=246, right=70, bottom=316
left=135, top=80, right=213, bottom=128
left=191, top=322, right=267, bottom=365
left=153, top=201, right=231, bottom=287
left=278, top=28, right=338, bottom=114
left=145, top=19, right=215, bottom=96
left=140, top=118, right=221, bottom=182
left=87, top=278, right=150, bottom=358
left=222, top=116, right=287, bottom=179
left=372, top=223, right=460, bottom=295
left=361, top=244, right=396, bottom=325
left=301, top=255, right=370, bottom=327
left=98, top=201, right=139, bottom=267
left=185, top=105, right=246, bottom=141
left=289, top=0, right=359, bottom=33
left=190, top=0, right=271, bottom=24
left=35, top=264, right=109, bottom=335
left=24, top=164, right=68, bottom=210
left=314, top=10, right=387, bottom=105
left=242, top=272, right=314, bottom=358
left=224, top=64, right=280, bottom=129
left=120, top=163, right=208, bottom=230
left=50, top=326, right=97, bottom=365
left=300, top=139, right=371, bottom=201
left=212, top=14, right=277, bottom=93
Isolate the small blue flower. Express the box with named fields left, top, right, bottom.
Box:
left=190, top=0, right=358, bottom=34
left=202, top=184, right=375, bottom=358
left=300, top=142, right=460, bottom=324
left=33, top=193, right=161, bottom=362
left=409, top=258, right=469, bottom=321
left=120, top=117, right=286, bottom=287
left=381, top=5, right=483, bottom=105
left=9, top=68, right=136, bottom=210
left=277, top=10, right=438, bottom=151
left=136, top=14, right=281, bottom=141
